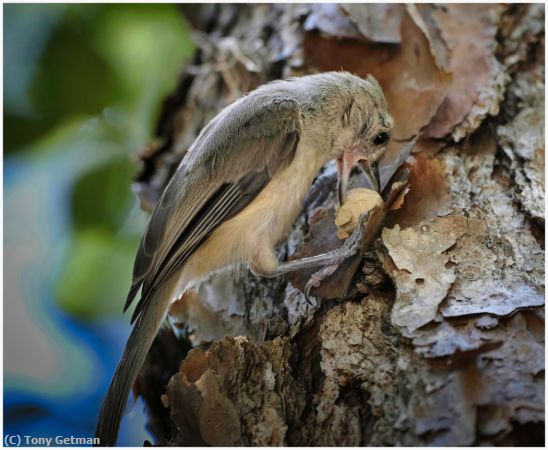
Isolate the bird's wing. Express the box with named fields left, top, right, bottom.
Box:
left=125, top=95, right=302, bottom=324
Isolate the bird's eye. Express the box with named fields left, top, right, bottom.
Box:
left=373, top=132, right=390, bottom=146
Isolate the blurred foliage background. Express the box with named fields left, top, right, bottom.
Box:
left=4, top=4, right=193, bottom=444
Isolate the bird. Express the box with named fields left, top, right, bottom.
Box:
left=95, top=71, right=394, bottom=446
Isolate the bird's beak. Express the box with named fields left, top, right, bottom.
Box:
left=337, top=154, right=352, bottom=206
left=337, top=150, right=382, bottom=205
left=359, top=160, right=381, bottom=193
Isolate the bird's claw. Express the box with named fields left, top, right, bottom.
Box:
left=304, top=264, right=338, bottom=305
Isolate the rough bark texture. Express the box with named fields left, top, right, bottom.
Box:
left=134, top=4, right=544, bottom=446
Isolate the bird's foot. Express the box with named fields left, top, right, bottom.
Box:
left=304, top=264, right=338, bottom=305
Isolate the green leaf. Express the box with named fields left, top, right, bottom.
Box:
left=30, top=8, right=120, bottom=122
left=4, top=4, right=194, bottom=154
left=70, top=155, right=135, bottom=233
left=55, top=229, right=138, bottom=318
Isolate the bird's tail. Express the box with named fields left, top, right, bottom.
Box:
left=95, top=282, right=175, bottom=446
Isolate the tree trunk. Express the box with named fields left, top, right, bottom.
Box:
left=133, top=4, right=544, bottom=446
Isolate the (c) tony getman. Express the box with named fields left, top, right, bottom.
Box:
left=95, top=71, right=394, bottom=445
left=13, top=436, right=101, bottom=446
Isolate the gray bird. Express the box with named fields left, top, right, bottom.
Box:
left=95, top=71, right=394, bottom=446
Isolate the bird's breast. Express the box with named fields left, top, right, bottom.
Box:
left=235, top=143, right=325, bottom=245
left=177, top=141, right=327, bottom=291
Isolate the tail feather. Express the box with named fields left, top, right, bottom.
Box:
left=123, top=281, right=142, bottom=313
left=95, top=283, right=174, bottom=446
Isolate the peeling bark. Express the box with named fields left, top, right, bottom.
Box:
left=135, top=4, right=544, bottom=446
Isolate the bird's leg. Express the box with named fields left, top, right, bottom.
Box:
left=250, top=214, right=369, bottom=305
left=269, top=212, right=369, bottom=276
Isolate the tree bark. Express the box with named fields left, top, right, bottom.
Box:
left=134, top=4, right=544, bottom=446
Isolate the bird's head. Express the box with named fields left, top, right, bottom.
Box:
left=326, top=73, right=394, bottom=204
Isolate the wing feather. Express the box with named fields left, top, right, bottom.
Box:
left=125, top=94, right=302, bottom=322
left=130, top=178, right=263, bottom=324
